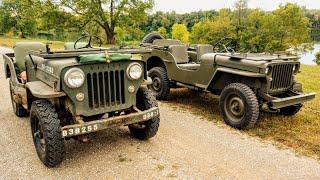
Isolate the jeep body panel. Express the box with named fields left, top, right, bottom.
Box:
left=25, top=81, right=66, bottom=99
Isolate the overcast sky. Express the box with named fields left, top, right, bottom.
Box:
left=154, top=0, right=320, bottom=13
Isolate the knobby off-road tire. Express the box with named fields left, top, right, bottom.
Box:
left=148, top=67, right=170, bottom=100
left=141, top=33, right=164, bottom=44
left=219, top=83, right=259, bottom=129
left=129, top=88, right=160, bottom=140
left=30, top=100, right=65, bottom=167
left=279, top=104, right=302, bottom=116
left=9, top=80, right=28, bottom=117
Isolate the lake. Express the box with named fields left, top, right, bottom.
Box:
left=300, top=44, right=320, bottom=65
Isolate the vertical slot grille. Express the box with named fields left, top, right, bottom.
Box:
left=87, top=70, right=125, bottom=109
left=269, top=63, right=294, bottom=92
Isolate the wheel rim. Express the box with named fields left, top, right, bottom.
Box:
left=224, top=94, right=245, bottom=123
left=149, top=76, right=162, bottom=95
left=31, top=114, right=46, bottom=156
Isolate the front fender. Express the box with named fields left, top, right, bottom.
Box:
left=206, top=67, right=266, bottom=91
left=213, top=67, right=266, bottom=78
left=26, top=81, right=66, bottom=99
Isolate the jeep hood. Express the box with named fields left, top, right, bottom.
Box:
left=202, top=53, right=299, bottom=73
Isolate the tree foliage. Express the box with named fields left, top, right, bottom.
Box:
left=157, top=27, right=168, bottom=38
left=0, top=0, right=41, bottom=38
left=172, top=24, right=189, bottom=43
left=190, top=3, right=311, bottom=53
left=60, top=0, right=153, bottom=44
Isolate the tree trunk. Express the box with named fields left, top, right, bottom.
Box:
left=104, top=28, right=115, bottom=44
left=20, top=28, right=26, bottom=39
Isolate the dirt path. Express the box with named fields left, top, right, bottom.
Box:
left=1, top=50, right=320, bottom=179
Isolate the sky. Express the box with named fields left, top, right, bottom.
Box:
left=154, top=0, right=320, bottom=13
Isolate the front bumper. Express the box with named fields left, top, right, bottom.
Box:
left=270, top=93, right=316, bottom=109
left=61, top=107, right=159, bottom=138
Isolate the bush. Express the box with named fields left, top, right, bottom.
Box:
left=316, top=51, right=320, bottom=65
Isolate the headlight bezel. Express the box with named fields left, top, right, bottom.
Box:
left=127, top=63, right=143, bottom=80
left=64, top=68, right=85, bottom=89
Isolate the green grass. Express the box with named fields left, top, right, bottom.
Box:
left=166, top=65, right=320, bottom=159
left=0, top=37, right=65, bottom=50
left=0, top=37, right=113, bottom=50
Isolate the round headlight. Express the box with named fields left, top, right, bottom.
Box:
left=127, top=63, right=143, bottom=80
left=64, top=68, right=85, bottom=88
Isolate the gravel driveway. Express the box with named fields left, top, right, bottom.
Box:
left=1, top=48, right=320, bottom=179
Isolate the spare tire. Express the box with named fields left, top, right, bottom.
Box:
left=141, top=33, right=164, bottom=44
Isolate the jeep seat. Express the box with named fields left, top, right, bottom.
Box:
left=153, top=39, right=181, bottom=46
left=169, top=45, right=200, bottom=71
left=14, top=42, right=46, bottom=72
left=196, top=44, right=213, bottom=61
left=64, top=42, right=89, bottom=50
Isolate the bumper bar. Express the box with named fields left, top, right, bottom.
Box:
left=61, top=107, right=159, bottom=138
left=270, top=93, right=316, bottom=109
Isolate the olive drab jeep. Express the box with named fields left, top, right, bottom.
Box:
left=140, top=33, right=316, bottom=130
left=3, top=36, right=160, bottom=167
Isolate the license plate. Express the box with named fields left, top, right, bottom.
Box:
left=142, top=109, right=159, bottom=121
left=62, top=124, right=98, bottom=137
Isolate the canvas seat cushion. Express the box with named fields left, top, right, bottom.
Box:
left=14, top=42, right=46, bottom=72
left=196, top=44, right=213, bottom=61
left=169, top=45, right=189, bottom=64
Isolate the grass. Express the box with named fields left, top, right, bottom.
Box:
left=166, top=65, right=320, bottom=159
left=0, top=37, right=113, bottom=50
left=0, top=37, right=65, bottom=50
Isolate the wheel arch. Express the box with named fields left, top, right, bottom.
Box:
left=146, top=56, right=166, bottom=71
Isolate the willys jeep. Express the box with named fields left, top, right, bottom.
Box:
left=3, top=36, right=160, bottom=167
left=141, top=33, right=315, bottom=130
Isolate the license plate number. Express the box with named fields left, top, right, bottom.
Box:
left=62, top=124, right=98, bottom=137
left=142, top=110, right=159, bottom=121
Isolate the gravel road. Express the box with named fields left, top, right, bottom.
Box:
left=1, top=49, right=320, bottom=179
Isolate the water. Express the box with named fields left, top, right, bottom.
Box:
left=299, top=44, right=320, bottom=65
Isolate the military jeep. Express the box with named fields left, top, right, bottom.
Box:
left=3, top=36, right=160, bottom=167
left=141, top=33, right=315, bottom=130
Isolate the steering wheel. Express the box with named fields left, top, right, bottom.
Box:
left=213, top=37, right=237, bottom=53
left=74, top=35, right=103, bottom=49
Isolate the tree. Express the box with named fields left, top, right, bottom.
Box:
left=61, top=0, right=154, bottom=44
left=172, top=24, right=189, bottom=43
left=271, top=3, right=311, bottom=51
left=190, top=9, right=235, bottom=45
left=0, top=0, right=41, bottom=38
left=157, top=27, right=168, bottom=38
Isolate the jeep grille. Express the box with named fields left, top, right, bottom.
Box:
left=87, top=70, right=125, bottom=109
left=269, top=63, right=294, bottom=93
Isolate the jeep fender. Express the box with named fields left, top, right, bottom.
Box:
left=206, top=67, right=266, bottom=91
left=26, top=81, right=66, bottom=99
left=3, top=54, right=19, bottom=85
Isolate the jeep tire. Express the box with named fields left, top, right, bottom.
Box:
left=219, top=83, right=259, bottom=129
left=30, top=100, right=65, bottom=167
left=129, top=88, right=160, bottom=140
left=9, top=80, right=28, bottom=117
left=279, top=104, right=302, bottom=116
left=148, top=67, right=170, bottom=100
